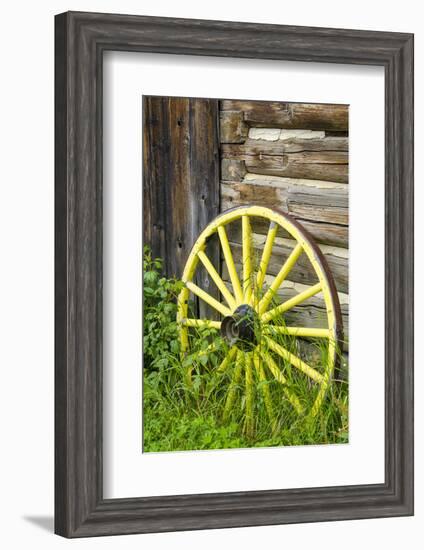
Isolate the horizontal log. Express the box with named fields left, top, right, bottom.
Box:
left=221, top=178, right=349, bottom=247
left=222, top=195, right=349, bottom=248
left=288, top=203, right=348, bottom=226
left=225, top=235, right=348, bottom=294
left=222, top=137, right=349, bottom=154
left=297, top=219, right=348, bottom=249
left=220, top=100, right=348, bottom=131
left=222, top=142, right=348, bottom=183
left=221, top=177, right=348, bottom=226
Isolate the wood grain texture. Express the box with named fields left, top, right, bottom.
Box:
left=225, top=237, right=348, bottom=293
left=222, top=138, right=348, bottom=182
left=143, top=96, right=219, bottom=279
left=228, top=136, right=349, bottom=151
left=222, top=178, right=349, bottom=222
left=143, top=96, right=220, bottom=318
left=221, top=143, right=348, bottom=182
left=222, top=181, right=349, bottom=247
left=55, top=11, right=414, bottom=538
left=221, top=100, right=349, bottom=131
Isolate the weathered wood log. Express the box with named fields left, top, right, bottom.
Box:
left=222, top=196, right=349, bottom=248
left=220, top=100, right=348, bottom=131
left=225, top=236, right=348, bottom=294
left=288, top=202, right=348, bottom=226
left=221, top=178, right=348, bottom=226
left=296, top=219, right=348, bottom=249
left=222, top=137, right=348, bottom=154
left=221, top=179, right=349, bottom=248
left=221, top=143, right=348, bottom=183
left=219, top=110, right=248, bottom=143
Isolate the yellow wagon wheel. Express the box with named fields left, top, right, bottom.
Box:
left=177, top=205, right=343, bottom=434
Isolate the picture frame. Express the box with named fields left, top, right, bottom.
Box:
left=54, top=11, right=414, bottom=537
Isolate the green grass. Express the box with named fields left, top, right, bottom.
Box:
left=143, top=247, right=349, bottom=453
left=143, top=343, right=348, bottom=452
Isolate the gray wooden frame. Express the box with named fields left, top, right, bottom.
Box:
left=55, top=11, right=414, bottom=538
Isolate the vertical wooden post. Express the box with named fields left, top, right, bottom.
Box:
left=143, top=96, right=220, bottom=317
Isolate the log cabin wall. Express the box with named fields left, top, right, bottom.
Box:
left=143, top=96, right=349, bottom=353
left=219, top=100, right=349, bottom=352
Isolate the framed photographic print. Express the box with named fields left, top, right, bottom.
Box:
left=55, top=11, right=414, bottom=537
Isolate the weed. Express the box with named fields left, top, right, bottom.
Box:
left=143, top=248, right=349, bottom=452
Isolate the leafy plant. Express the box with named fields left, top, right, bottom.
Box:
left=142, top=247, right=349, bottom=452
left=143, top=246, right=184, bottom=373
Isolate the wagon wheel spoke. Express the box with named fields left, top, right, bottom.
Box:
left=186, top=281, right=232, bottom=317
left=242, top=215, right=253, bottom=303
left=311, top=379, right=332, bottom=417
left=255, top=221, right=278, bottom=297
left=217, top=225, right=243, bottom=304
left=311, top=337, right=337, bottom=415
left=197, top=342, right=218, bottom=358
left=261, top=282, right=322, bottom=323
left=217, top=346, right=237, bottom=373
left=197, top=249, right=237, bottom=310
left=253, top=352, right=276, bottom=429
left=258, top=243, right=303, bottom=314
left=223, top=350, right=244, bottom=421
left=259, top=349, right=304, bottom=415
left=182, top=318, right=221, bottom=330
left=258, top=348, right=288, bottom=385
left=264, top=335, right=324, bottom=384
left=264, top=325, right=331, bottom=339
left=244, top=352, right=254, bottom=437
left=178, top=287, right=190, bottom=353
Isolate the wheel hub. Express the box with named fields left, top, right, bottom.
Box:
left=221, top=304, right=259, bottom=351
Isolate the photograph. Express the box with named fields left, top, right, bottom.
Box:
left=142, top=96, right=349, bottom=452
